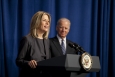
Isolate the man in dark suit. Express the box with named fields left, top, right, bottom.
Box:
left=50, top=18, right=78, bottom=57
left=49, top=18, right=78, bottom=77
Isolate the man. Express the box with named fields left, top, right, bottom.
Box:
left=49, top=18, right=78, bottom=77
left=50, top=18, right=78, bottom=57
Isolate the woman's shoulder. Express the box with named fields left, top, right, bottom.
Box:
left=21, top=34, right=35, bottom=44
left=25, top=34, right=33, bottom=39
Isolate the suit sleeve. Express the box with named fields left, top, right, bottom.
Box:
left=16, top=37, right=31, bottom=68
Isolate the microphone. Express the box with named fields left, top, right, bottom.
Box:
left=69, top=43, right=85, bottom=53
left=69, top=43, right=81, bottom=51
left=74, top=43, right=85, bottom=52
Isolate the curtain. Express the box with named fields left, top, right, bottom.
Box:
left=0, top=0, right=115, bottom=77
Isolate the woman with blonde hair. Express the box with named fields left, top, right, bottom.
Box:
left=16, top=11, right=51, bottom=77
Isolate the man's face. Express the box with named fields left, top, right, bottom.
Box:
left=56, top=21, right=70, bottom=39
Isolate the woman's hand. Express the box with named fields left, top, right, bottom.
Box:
left=28, top=60, right=37, bottom=69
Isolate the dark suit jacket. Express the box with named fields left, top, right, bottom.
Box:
left=49, top=36, right=78, bottom=77
left=16, top=34, right=51, bottom=77
left=50, top=36, right=78, bottom=57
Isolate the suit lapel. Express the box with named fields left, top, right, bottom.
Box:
left=66, top=40, right=70, bottom=54
left=52, top=37, right=63, bottom=55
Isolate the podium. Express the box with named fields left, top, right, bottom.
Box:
left=37, top=54, right=101, bottom=77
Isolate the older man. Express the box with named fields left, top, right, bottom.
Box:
left=49, top=18, right=78, bottom=77
left=50, top=18, right=78, bottom=57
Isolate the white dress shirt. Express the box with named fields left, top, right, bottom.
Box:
left=57, top=35, right=66, bottom=50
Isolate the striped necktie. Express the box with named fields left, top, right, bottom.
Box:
left=61, top=39, right=66, bottom=55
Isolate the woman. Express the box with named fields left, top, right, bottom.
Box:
left=16, top=11, right=51, bottom=77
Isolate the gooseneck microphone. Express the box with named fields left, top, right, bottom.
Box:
left=74, top=43, right=85, bottom=53
left=69, top=43, right=80, bottom=51
left=69, top=43, right=85, bottom=53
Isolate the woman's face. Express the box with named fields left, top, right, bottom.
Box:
left=39, top=14, right=50, bottom=32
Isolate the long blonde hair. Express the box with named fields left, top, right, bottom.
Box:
left=30, top=11, right=51, bottom=39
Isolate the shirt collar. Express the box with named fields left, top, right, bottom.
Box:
left=57, top=34, right=66, bottom=44
left=57, top=34, right=66, bottom=40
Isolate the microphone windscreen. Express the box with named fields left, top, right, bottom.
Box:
left=68, top=43, right=75, bottom=48
left=74, top=43, right=80, bottom=47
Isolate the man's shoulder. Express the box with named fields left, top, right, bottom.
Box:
left=49, top=36, right=57, bottom=40
left=66, top=39, right=75, bottom=44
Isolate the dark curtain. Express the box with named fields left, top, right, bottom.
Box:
left=0, top=0, right=115, bottom=77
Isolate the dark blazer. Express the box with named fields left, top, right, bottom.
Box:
left=50, top=36, right=78, bottom=57
left=16, top=34, right=51, bottom=77
left=49, top=36, right=78, bottom=77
